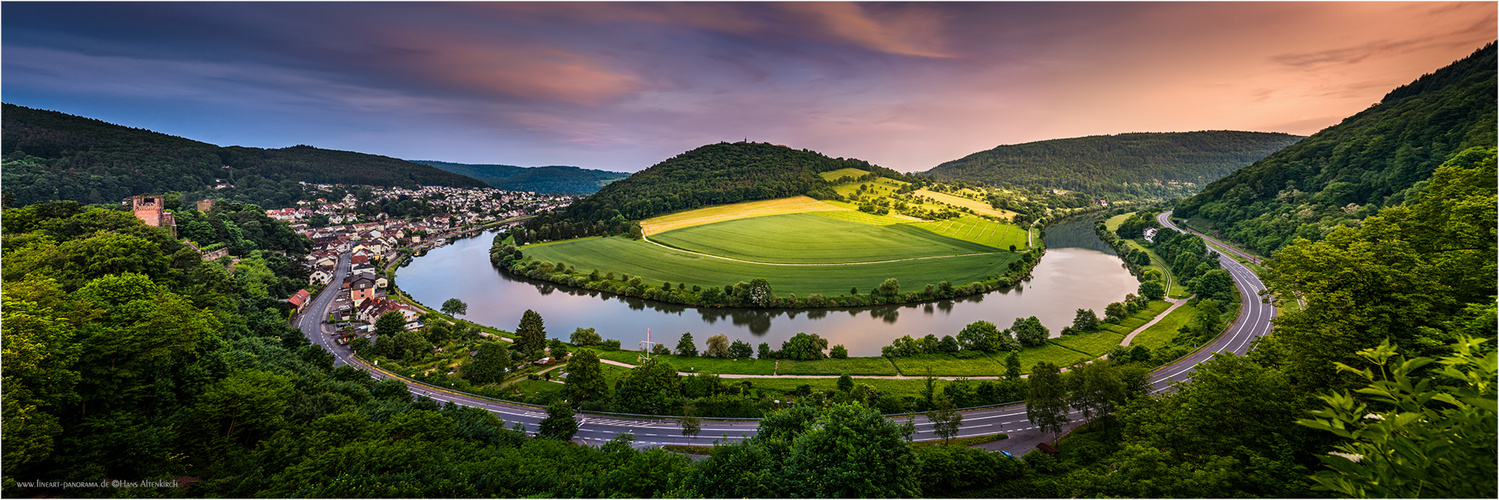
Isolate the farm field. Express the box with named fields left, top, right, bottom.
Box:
left=639, top=196, right=842, bottom=235
left=910, top=216, right=1030, bottom=250
left=809, top=209, right=914, bottom=226
left=890, top=353, right=1007, bottom=377
left=1104, top=212, right=1135, bottom=231
left=913, top=188, right=1016, bottom=219
left=650, top=213, right=1000, bottom=264
left=522, top=235, right=1020, bottom=296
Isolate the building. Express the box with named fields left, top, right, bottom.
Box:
left=125, top=195, right=177, bottom=237
left=347, top=274, right=378, bottom=303
left=287, top=289, right=311, bottom=313
left=1143, top=227, right=1159, bottom=243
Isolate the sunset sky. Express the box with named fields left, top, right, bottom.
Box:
left=4, top=2, right=1494, bottom=173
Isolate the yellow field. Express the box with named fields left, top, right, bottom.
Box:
left=639, top=196, right=845, bottom=235
left=1105, top=212, right=1137, bottom=231
left=819, top=167, right=870, bottom=182
left=913, top=188, right=1016, bottom=219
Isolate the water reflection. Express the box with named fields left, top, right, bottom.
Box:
left=398, top=217, right=1136, bottom=356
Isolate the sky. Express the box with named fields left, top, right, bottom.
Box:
left=3, top=2, right=1494, bottom=173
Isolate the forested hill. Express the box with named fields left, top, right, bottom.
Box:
left=0, top=104, right=487, bottom=207
left=927, top=131, right=1302, bottom=198
left=517, top=141, right=911, bottom=241
left=412, top=160, right=629, bottom=195
left=1174, top=42, right=1497, bottom=255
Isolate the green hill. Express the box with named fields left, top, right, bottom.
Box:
left=513, top=142, right=915, bottom=242
left=1174, top=42, right=1497, bottom=255
left=412, top=160, right=628, bottom=195
left=927, top=131, right=1302, bottom=198
left=1, top=104, right=487, bottom=208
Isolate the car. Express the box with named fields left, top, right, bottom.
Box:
left=1000, top=450, right=1016, bottom=459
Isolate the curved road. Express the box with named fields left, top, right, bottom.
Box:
left=295, top=209, right=1275, bottom=451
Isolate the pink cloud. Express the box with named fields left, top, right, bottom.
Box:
left=780, top=2, right=955, bottom=58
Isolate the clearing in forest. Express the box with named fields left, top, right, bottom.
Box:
left=819, top=167, right=871, bottom=182
left=639, top=196, right=844, bottom=235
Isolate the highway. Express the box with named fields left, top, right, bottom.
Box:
left=294, top=210, right=1276, bottom=451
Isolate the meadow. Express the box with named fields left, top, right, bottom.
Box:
left=524, top=235, right=1020, bottom=296
left=911, top=216, right=1030, bottom=250
left=1126, top=302, right=1197, bottom=350
left=913, top=188, right=1016, bottom=219
left=650, top=213, right=1001, bottom=264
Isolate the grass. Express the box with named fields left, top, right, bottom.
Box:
left=749, top=377, right=940, bottom=400
left=911, top=216, right=1030, bottom=251
left=913, top=433, right=1008, bottom=447
left=890, top=353, right=1007, bottom=377
left=650, top=213, right=1000, bottom=264
left=1127, top=302, right=1197, bottom=350
left=594, top=350, right=778, bottom=375
left=639, top=196, right=843, bottom=235
left=523, top=235, right=1021, bottom=296
left=1015, top=344, right=1096, bottom=372
left=913, top=188, right=1017, bottom=219
left=809, top=209, right=913, bottom=226
left=1048, top=331, right=1127, bottom=356
left=818, top=167, right=871, bottom=181
left=1104, top=212, right=1135, bottom=231
left=777, top=357, right=899, bottom=376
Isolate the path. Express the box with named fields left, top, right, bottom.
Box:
left=1119, top=297, right=1189, bottom=346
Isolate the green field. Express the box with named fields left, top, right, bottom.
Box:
left=1127, top=302, right=1197, bottom=350
left=777, top=357, right=899, bottom=376
left=526, top=225, right=1020, bottom=297
left=594, top=350, right=778, bottom=375
left=650, top=213, right=999, bottom=264
left=819, top=167, right=871, bottom=181
left=1104, top=212, right=1135, bottom=231
left=1048, top=331, right=1128, bottom=356
left=890, top=354, right=1007, bottom=377
left=911, top=217, right=1030, bottom=250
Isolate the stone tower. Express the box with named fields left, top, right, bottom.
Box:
left=127, top=195, right=177, bottom=237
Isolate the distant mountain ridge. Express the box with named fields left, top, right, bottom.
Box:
left=1174, top=42, right=1497, bottom=255
left=927, top=131, right=1303, bottom=197
left=1, top=103, right=487, bottom=207
left=412, top=160, right=628, bottom=195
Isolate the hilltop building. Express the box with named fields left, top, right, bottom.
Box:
left=125, top=195, right=177, bottom=237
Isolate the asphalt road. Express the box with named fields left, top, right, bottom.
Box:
left=295, top=212, right=1276, bottom=451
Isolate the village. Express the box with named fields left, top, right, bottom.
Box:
left=128, top=183, right=569, bottom=343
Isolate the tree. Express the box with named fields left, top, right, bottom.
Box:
left=784, top=403, right=921, bottom=497
left=729, top=339, right=754, bottom=359
left=676, top=332, right=698, bottom=357
left=1026, top=361, right=1070, bottom=441
left=829, top=344, right=849, bottom=359
left=1012, top=316, right=1049, bottom=347
left=703, top=334, right=729, bottom=358
left=938, top=335, right=961, bottom=353
left=614, top=357, right=682, bottom=415
left=1004, top=352, right=1023, bottom=380
left=927, top=394, right=963, bottom=445
left=516, top=309, right=546, bottom=356
left=538, top=399, right=578, bottom=441
left=565, top=349, right=607, bottom=401
left=679, top=405, right=702, bottom=446
left=547, top=338, right=570, bottom=360
left=780, top=333, right=828, bottom=361
left=1189, top=268, right=1235, bottom=304
left=957, top=320, right=997, bottom=352
left=758, top=342, right=773, bottom=359
left=440, top=297, right=468, bottom=316
left=837, top=374, right=855, bottom=393
left=1296, top=337, right=1497, bottom=498
left=1104, top=301, right=1129, bottom=323
left=876, top=277, right=901, bottom=297
left=1139, top=279, right=1166, bottom=300
left=193, top=370, right=293, bottom=443
left=1072, top=308, right=1100, bottom=331
left=463, top=341, right=511, bottom=384
left=570, top=327, right=601, bottom=346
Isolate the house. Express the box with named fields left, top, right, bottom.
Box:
left=1143, top=227, right=1159, bottom=243
left=347, top=274, right=378, bottom=303
left=309, top=267, right=334, bottom=286
left=287, top=289, right=311, bottom=313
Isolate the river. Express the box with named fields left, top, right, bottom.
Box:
left=396, top=217, right=1138, bottom=356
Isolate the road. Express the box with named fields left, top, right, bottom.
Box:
left=295, top=210, right=1276, bottom=451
